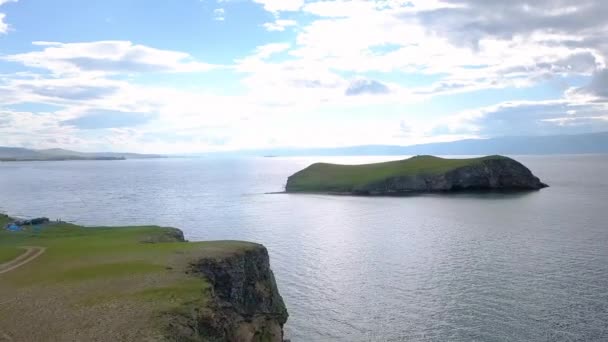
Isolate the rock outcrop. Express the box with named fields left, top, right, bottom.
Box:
left=171, top=245, right=288, bottom=342
left=357, top=157, right=547, bottom=194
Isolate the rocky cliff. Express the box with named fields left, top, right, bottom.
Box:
left=358, top=157, right=548, bottom=194
left=0, top=215, right=287, bottom=342
left=170, top=245, right=289, bottom=342
left=286, top=155, right=548, bottom=195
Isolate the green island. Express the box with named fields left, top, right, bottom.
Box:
left=0, top=214, right=288, bottom=342
left=286, top=155, right=548, bottom=195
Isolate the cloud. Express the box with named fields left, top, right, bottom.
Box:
left=18, top=82, right=119, bottom=101
left=0, top=108, right=84, bottom=149
left=0, top=75, right=127, bottom=107
left=61, top=110, right=154, bottom=129
left=0, top=0, right=16, bottom=34
left=412, top=1, right=608, bottom=49
left=0, top=13, right=7, bottom=34
left=263, top=19, right=297, bottom=31
left=3, top=41, right=217, bottom=75
left=249, top=43, right=291, bottom=59
left=235, top=43, right=292, bottom=73
left=345, top=79, right=390, bottom=96
left=213, top=8, right=225, bottom=21
left=570, top=68, right=608, bottom=101
left=286, top=0, right=607, bottom=96
left=434, top=99, right=608, bottom=137
left=253, top=0, right=304, bottom=12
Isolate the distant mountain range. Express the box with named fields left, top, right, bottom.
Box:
left=0, top=147, right=165, bottom=161
left=206, top=131, right=608, bottom=157
left=2, top=132, right=607, bottom=161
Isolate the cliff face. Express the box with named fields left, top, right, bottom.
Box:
left=358, top=157, right=548, bottom=194
left=179, top=245, right=289, bottom=342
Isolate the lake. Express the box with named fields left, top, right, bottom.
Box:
left=1, top=155, right=607, bottom=341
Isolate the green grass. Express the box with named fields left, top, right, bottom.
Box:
left=286, top=155, right=509, bottom=192
left=0, top=218, right=261, bottom=340
left=0, top=222, right=256, bottom=285
left=0, top=246, right=24, bottom=263
left=78, top=278, right=210, bottom=309
left=55, top=261, right=166, bottom=282
left=133, top=278, right=211, bottom=307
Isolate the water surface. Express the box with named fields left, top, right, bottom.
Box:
left=1, top=155, right=607, bottom=341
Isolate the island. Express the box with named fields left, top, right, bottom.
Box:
left=286, top=155, right=548, bottom=195
left=0, top=214, right=288, bottom=342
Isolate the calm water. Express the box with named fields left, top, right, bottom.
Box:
left=1, top=155, right=607, bottom=341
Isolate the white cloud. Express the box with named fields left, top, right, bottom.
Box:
left=0, top=108, right=84, bottom=149
left=263, top=19, right=297, bottom=31
left=3, top=41, right=217, bottom=75
left=213, top=8, right=225, bottom=21
left=1, top=76, right=124, bottom=106
left=411, top=0, right=608, bottom=50
left=0, top=13, right=8, bottom=34
left=253, top=0, right=304, bottom=13
left=432, top=99, right=608, bottom=137
left=248, top=43, right=291, bottom=59
left=345, top=79, right=390, bottom=96
left=569, top=68, right=608, bottom=101
left=235, top=42, right=292, bottom=73
left=0, top=0, right=16, bottom=34
left=289, top=0, right=605, bottom=92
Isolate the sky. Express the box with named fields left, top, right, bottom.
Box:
left=0, top=0, right=607, bottom=153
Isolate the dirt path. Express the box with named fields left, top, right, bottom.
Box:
left=0, top=247, right=46, bottom=275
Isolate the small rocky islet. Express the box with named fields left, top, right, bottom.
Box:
left=286, top=155, right=548, bottom=195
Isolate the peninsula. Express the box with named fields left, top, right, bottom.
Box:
left=0, top=147, right=165, bottom=162
left=0, top=214, right=288, bottom=341
left=286, top=155, right=548, bottom=195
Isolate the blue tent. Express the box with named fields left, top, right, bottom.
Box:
left=6, top=223, right=21, bottom=232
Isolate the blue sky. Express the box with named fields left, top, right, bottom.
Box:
left=0, top=0, right=607, bottom=152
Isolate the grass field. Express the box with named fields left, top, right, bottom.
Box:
left=0, top=246, right=24, bottom=264
left=0, top=214, right=259, bottom=341
left=286, top=155, right=508, bottom=192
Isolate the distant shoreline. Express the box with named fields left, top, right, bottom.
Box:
left=0, top=157, right=127, bottom=162
left=0, top=156, right=172, bottom=162
left=0, top=146, right=167, bottom=161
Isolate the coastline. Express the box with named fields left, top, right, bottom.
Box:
left=0, top=213, right=288, bottom=341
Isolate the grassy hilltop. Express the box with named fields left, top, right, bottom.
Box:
left=0, top=214, right=285, bottom=341
left=286, top=155, right=546, bottom=194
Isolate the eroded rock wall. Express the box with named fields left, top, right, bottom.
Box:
left=358, top=157, right=548, bottom=194
left=182, top=245, right=289, bottom=342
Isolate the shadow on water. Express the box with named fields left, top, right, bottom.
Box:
left=264, top=189, right=542, bottom=200
left=418, top=189, right=542, bottom=200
